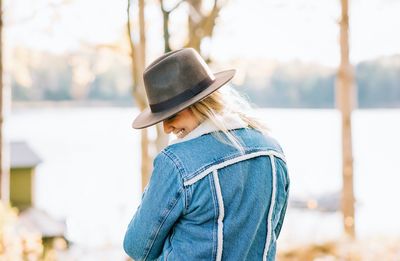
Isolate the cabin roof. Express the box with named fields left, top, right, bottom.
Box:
left=18, top=207, right=66, bottom=238
left=11, top=141, right=42, bottom=168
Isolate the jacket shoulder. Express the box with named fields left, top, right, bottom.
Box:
left=162, top=128, right=284, bottom=179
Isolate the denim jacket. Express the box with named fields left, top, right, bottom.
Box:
left=123, top=114, right=290, bottom=260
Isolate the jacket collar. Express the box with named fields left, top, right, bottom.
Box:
left=170, top=113, right=247, bottom=145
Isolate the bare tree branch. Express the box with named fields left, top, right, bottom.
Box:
left=160, top=0, right=186, bottom=52
left=126, top=0, right=138, bottom=88
left=161, top=0, right=185, bottom=13
left=187, top=1, right=202, bottom=24
left=185, top=0, right=226, bottom=57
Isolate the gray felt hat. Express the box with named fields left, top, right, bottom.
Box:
left=132, top=48, right=235, bottom=129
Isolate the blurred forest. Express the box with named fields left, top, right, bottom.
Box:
left=11, top=47, right=400, bottom=108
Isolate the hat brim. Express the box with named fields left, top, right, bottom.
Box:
left=132, top=69, right=235, bottom=129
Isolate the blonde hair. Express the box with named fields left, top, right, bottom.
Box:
left=189, top=86, right=268, bottom=152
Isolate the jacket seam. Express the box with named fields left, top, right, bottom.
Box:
left=161, top=149, right=186, bottom=178
left=274, top=189, right=289, bottom=238
left=143, top=187, right=184, bottom=261
left=165, top=226, right=176, bottom=260
left=262, top=155, right=277, bottom=260
left=213, top=169, right=224, bottom=261
left=161, top=149, right=189, bottom=212
left=208, top=174, right=218, bottom=260
left=184, top=150, right=286, bottom=186
left=185, top=148, right=285, bottom=182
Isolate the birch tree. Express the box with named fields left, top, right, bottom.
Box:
left=159, top=0, right=185, bottom=53
left=127, top=0, right=152, bottom=192
left=159, top=0, right=225, bottom=57
left=186, top=0, right=225, bottom=59
left=0, top=0, right=8, bottom=202
left=337, top=0, right=356, bottom=238
left=0, top=0, right=4, bottom=201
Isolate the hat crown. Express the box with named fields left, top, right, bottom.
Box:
left=143, top=48, right=215, bottom=109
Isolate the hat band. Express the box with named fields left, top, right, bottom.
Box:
left=149, top=77, right=215, bottom=113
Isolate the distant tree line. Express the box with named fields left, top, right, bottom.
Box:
left=11, top=50, right=400, bottom=108
left=240, top=64, right=336, bottom=108
left=241, top=55, right=400, bottom=108
left=11, top=49, right=133, bottom=105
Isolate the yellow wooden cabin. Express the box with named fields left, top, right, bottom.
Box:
left=10, top=141, right=42, bottom=210
left=10, top=141, right=67, bottom=251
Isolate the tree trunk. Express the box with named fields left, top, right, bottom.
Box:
left=187, top=0, right=202, bottom=52
left=0, top=0, right=8, bottom=203
left=127, top=0, right=152, bottom=192
left=159, top=0, right=186, bottom=53
left=337, top=0, right=356, bottom=238
left=160, top=1, right=172, bottom=53
left=186, top=0, right=223, bottom=58
left=137, top=0, right=153, bottom=192
left=0, top=0, right=3, bottom=201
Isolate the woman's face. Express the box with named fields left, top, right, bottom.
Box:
left=163, top=108, right=200, bottom=138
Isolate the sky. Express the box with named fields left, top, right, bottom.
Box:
left=4, top=0, right=400, bottom=68
left=211, top=0, right=400, bottom=66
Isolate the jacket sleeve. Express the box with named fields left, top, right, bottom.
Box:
left=274, top=157, right=290, bottom=238
left=123, top=151, right=185, bottom=260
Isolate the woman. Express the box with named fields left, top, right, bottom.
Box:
left=123, top=48, right=290, bottom=260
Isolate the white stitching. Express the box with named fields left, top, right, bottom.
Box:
left=208, top=175, right=218, bottom=259
left=263, top=155, right=277, bottom=260
left=183, top=150, right=285, bottom=186
left=213, top=169, right=224, bottom=261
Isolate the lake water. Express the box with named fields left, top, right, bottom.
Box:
left=8, top=107, right=400, bottom=259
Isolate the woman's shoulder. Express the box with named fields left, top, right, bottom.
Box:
left=160, top=128, right=283, bottom=175
left=161, top=131, right=237, bottom=177
left=164, top=127, right=283, bottom=155
left=238, top=128, right=284, bottom=154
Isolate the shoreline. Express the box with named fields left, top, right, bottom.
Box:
left=11, top=101, right=400, bottom=110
